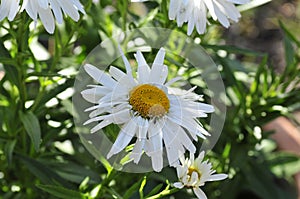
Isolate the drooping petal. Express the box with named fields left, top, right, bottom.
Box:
left=207, top=173, right=228, bottom=181
left=8, top=0, right=20, bottom=21
left=38, top=6, right=55, bottom=34
left=49, top=0, right=63, bottom=24
left=107, top=118, right=138, bottom=158
left=193, top=187, right=207, bottom=199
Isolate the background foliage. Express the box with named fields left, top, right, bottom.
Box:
left=0, top=0, right=299, bottom=198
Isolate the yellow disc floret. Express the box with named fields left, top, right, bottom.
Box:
left=129, top=84, right=170, bottom=118
left=188, top=167, right=202, bottom=181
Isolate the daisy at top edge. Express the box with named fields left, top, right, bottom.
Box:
left=0, top=0, right=20, bottom=22
left=169, top=0, right=250, bottom=35
left=81, top=47, right=214, bottom=172
left=174, top=151, right=228, bottom=199
left=21, top=0, right=85, bottom=33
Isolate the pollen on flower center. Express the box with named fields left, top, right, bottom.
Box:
left=129, top=84, right=170, bottom=118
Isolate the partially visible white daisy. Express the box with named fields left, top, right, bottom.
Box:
left=0, top=0, right=20, bottom=22
left=169, top=0, right=250, bottom=35
left=21, top=0, right=85, bottom=33
left=174, top=151, right=228, bottom=199
left=81, top=47, right=214, bottom=172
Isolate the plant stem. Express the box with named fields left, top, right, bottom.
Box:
left=146, top=188, right=179, bottom=199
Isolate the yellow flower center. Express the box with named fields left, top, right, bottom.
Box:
left=129, top=84, right=170, bottom=118
left=188, top=167, right=202, bottom=180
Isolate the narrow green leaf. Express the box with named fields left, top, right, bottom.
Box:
left=37, top=184, right=85, bottom=199
left=19, top=111, right=41, bottom=151
left=5, top=139, right=17, bottom=165
left=123, top=176, right=145, bottom=199
left=139, top=176, right=147, bottom=199
left=283, top=33, right=295, bottom=70
left=145, top=184, right=164, bottom=198
left=279, top=20, right=300, bottom=47
left=16, top=154, right=71, bottom=186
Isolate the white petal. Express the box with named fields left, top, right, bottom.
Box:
left=197, top=151, right=205, bottom=162
left=165, top=76, right=182, bottom=87
left=49, top=0, right=63, bottom=24
left=8, top=0, right=20, bottom=21
left=190, top=171, right=199, bottom=186
left=109, top=66, right=126, bottom=81
left=148, top=48, right=167, bottom=84
left=25, top=1, right=38, bottom=20
left=137, top=117, right=149, bottom=139
left=193, top=187, right=207, bottom=199
left=118, top=46, right=135, bottom=84
left=107, top=118, right=138, bottom=158
left=150, top=151, right=163, bottom=172
left=163, top=131, right=182, bottom=166
left=81, top=87, right=110, bottom=103
left=176, top=166, right=187, bottom=179
left=173, top=182, right=184, bottom=189
left=84, top=64, right=116, bottom=89
left=57, top=0, right=80, bottom=21
left=136, top=51, right=150, bottom=84
left=71, top=0, right=85, bottom=13
left=130, top=138, right=145, bottom=163
left=89, top=119, right=112, bottom=133
left=38, top=7, right=55, bottom=34
left=168, top=0, right=180, bottom=20
left=227, top=0, right=250, bottom=4
left=208, top=174, right=228, bottom=181
left=38, top=0, right=49, bottom=9
left=146, top=122, right=163, bottom=171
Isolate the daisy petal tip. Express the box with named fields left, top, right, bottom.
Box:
left=193, top=187, right=207, bottom=199
left=173, top=182, right=184, bottom=189
left=106, top=151, right=114, bottom=159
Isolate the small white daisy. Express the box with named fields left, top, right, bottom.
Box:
left=81, top=47, right=214, bottom=172
left=0, top=0, right=20, bottom=22
left=169, top=0, right=250, bottom=35
left=174, top=151, right=228, bottom=199
left=20, top=0, right=85, bottom=33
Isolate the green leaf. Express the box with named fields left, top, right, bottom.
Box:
left=19, top=111, right=41, bottom=151
left=245, top=160, right=290, bottom=199
left=16, top=154, right=71, bottom=186
left=123, top=176, right=144, bottom=199
left=283, top=33, right=295, bottom=71
left=4, top=139, right=17, bottom=165
left=145, top=183, right=164, bottom=198
left=139, top=176, right=147, bottom=199
left=279, top=20, right=300, bottom=47
left=37, top=184, right=85, bottom=199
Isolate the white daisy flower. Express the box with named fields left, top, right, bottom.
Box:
left=174, top=151, right=228, bottom=199
left=20, top=0, right=85, bottom=34
left=169, top=0, right=250, bottom=35
left=0, top=0, right=20, bottom=22
left=81, top=48, right=214, bottom=172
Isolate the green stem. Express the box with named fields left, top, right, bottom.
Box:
left=96, top=168, right=119, bottom=197
left=146, top=188, right=179, bottom=199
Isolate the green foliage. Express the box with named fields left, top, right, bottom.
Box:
left=0, top=0, right=299, bottom=199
